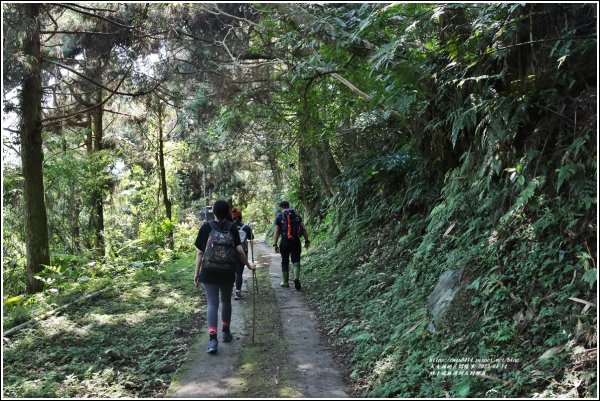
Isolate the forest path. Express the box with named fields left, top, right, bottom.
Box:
left=166, top=241, right=349, bottom=398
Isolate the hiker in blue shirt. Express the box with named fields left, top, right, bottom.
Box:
left=231, top=208, right=254, bottom=300
left=194, top=200, right=255, bottom=354
left=273, top=201, right=310, bottom=290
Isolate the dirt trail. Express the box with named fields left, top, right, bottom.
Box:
left=167, top=241, right=349, bottom=398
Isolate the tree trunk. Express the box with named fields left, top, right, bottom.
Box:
left=70, top=181, right=81, bottom=252
left=312, top=137, right=341, bottom=198
left=157, top=99, right=174, bottom=249
left=91, top=82, right=105, bottom=256
left=298, top=142, right=319, bottom=216
left=267, top=152, right=283, bottom=189
left=20, top=4, right=50, bottom=294
left=82, top=110, right=93, bottom=250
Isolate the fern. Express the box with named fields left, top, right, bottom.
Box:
left=449, top=105, right=477, bottom=148
left=555, top=162, right=581, bottom=192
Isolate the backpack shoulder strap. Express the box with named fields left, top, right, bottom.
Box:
left=208, top=220, right=218, bottom=230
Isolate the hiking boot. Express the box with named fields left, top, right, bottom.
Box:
left=234, top=290, right=243, bottom=300
left=207, top=337, right=218, bottom=354
left=222, top=330, right=233, bottom=343
left=292, top=265, right=301, bottom=290
left=280, top=271, right=290, bottom=287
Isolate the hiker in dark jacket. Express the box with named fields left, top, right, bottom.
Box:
left=273, top=201, right=310, bottom=290
left=231, top=208, right=254, bottom=300
left=194, top=200, right=255, bottom=354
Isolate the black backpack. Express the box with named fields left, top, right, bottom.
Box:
left=203, top=221, right=237, bottom=271
left=280, top=209, right=301, bottom=241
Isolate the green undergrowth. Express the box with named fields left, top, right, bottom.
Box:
left=3, top=266, right=115, bottom=332
left=2, top=254, right=203, bottom=398
left=3, top=250, right=186, bottom=331
left=230, top=255, right=300, bottom=398
left=303, top=152, right=596, bottom=398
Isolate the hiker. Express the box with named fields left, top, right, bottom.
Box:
left=231, top=208, right=254, bottom=300
left=194, top=200, right=255, bottom=354
left=273, top=201, right=310, bottom=290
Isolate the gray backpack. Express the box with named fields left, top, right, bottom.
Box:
left=238, top=224, right=249, bottom=254
left=203, top=221, right=237, bottom=270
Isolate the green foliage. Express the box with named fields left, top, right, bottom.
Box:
left=3, top=255, right=200, bottom=398
left=3, top=258, right=128, bottom=331
left=2, top=2, right=596, bottom=398
left=299, top=3, right=596, bottom=398
left=139, top=218, right=175, bottom=247
left=244, top=196, right=276, bottom=236
left=3, top=257, right=27, bottom=299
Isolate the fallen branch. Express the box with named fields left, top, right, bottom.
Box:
left=329, top=318, right=352, bottom=336
left=402, top=318, right=426, bottom=338
left=568, top=297, right=596, bottom=313
left=325, top=70, right=403, bottom=121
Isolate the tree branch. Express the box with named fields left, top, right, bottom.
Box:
left=42, top=7, right=59, bottom=43
left=3, top=140, right=22, bottom=158
left=57, top=3, right=136, bottom=29
left=42, top=58, right=158, bottom=97
left=174, top=28, right=215, bottom=45
left=273, top=3, right=402, bottom=122
left=153, top=89, right=180, bottom=109
left=200, top=4, right=259, bottom=27
left=66, top=3, right=120, bottom=13
left=102, top=109, right=134, bottom=117
left=487, top=35, right=596, bottom=54
left=174, top=57, right=284, bottom=84
left=319, top=70, right=402, bottom=121
left=41, top=64, right=132, bottom=125
left=41, top=29, right=127, bottom=36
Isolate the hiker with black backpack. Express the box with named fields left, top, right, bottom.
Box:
left=194, top=200, right=255, bottom=354
left=231, top=208, right=254, bottom=300
left=273, top=201, right=310, bottom=290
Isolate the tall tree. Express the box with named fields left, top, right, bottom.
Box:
left=155, top=97, right=174, bottom=249
left=19, top=4, right=50, bottom=293
left=89, top=60, right=106, bottom=256
left=39, top=3, right=160, bottom=255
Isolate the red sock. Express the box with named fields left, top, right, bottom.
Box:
left=209, top=327, right=217, bottom=336
left=222, top=321, right=230, bottom=331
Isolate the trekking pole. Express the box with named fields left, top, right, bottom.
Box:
left=250, top=224, right=257, bottom=344
left=250, top=226, right=258, bottom=294
left=252, top=270, right=256, bottom=345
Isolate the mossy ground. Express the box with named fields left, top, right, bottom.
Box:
left=229, top=254, right=300, bottom=398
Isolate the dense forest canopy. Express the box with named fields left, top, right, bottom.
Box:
left=2, top=2, right=597, bottom=398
